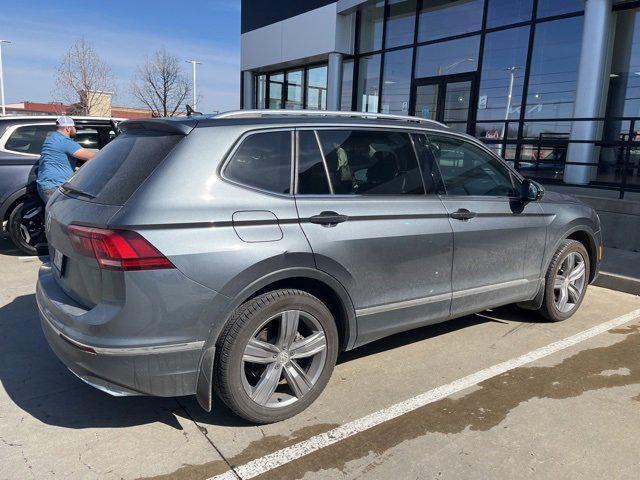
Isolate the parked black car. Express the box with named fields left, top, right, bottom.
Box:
left=0, top=116, right=119, bottom=254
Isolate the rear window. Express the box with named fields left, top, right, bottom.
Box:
left=64, top=132, right=183, bottom=205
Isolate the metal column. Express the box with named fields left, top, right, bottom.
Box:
left=327, top=52, right=344, bottom=111
left=564, top=0, right=613, bottom=184
left=242, top=71, right=255, bottom=110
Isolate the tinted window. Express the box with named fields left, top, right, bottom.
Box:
left=486, top=0, right=532, bottom=28
left=428, top=134, right=517, bottom=197
left=65, top=131, right=183, bottom=205
left=5, top=125, right=55, bottom=154
left=297, top=131, right=330, bottom=194
left=225, top=131, right=292, bottom=194
left=317, top=130, right=424, bottom=195
left=418, top=0, right=483, bottom=42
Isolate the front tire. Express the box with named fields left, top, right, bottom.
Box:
left=213, top=289, right=339, bottom=423
left=8, top=197, right=46, bottom=256
left=538, top=240, right=590, bottom=322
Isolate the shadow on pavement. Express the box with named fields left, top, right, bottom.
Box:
left=0, top=291, right=547, bottom=431
left=0, top=234, right=23, bottom=257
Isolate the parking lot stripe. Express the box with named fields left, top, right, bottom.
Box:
left=210, top=308, right=640, bottom=480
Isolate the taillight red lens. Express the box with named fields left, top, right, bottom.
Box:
left=67, top=225, right=174, bottom=271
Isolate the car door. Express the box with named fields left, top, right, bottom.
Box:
left=425, top=132, right=547, bottom=317
left=294, top=128, right=453, bottom=346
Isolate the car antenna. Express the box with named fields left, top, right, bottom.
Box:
left=186, top=104, right=202, bottom=117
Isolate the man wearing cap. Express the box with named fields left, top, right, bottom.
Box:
left=36, top=116, right=96, bottom=202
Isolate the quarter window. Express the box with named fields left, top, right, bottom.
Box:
left=316, top=130, right=425, bottom=195
left=225, top=131, right=292, bottom=194
left=4, top=125, right=55, bottom=155
left=427, top=134, right=517, bottom=197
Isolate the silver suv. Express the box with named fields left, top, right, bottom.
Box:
left=36, top=111, right=601, bottom=423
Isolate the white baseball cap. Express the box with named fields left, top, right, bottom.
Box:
left=56, top=116, right=75, bottom=127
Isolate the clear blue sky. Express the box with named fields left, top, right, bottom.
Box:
left=1, top=0, right=241, bottom=112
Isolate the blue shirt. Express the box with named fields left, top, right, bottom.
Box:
left=36, top=131, right=81, bottom=190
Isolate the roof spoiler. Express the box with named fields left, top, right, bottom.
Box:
left=118, top=118, right=197, bottom=135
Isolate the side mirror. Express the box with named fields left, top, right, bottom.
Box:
left=521, top=179, right=544, bottom=202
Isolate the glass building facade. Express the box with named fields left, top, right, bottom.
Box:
left=250, top=0, right=640, bottom=197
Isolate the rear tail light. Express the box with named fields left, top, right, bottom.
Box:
left=67, top=225, right=174, bottom=271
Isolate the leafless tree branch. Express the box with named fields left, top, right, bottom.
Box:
left=54, top=37, right=115, bottom=115
left=130, top=48, right=191, bottom=117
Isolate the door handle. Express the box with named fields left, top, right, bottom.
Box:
left=450, top=208, right=477, bottom=221
left=309, top=211, right=348, bottom=226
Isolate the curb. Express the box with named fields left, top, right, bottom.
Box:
left=594, top=271, right=640, bottom=296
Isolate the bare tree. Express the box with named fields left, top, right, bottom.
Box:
left=131, top=48, right=191, bottom=117
left=55, top=37, right=115, bottom=115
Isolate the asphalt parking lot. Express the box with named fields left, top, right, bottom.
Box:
left=1, top=234, right=639, bottom=480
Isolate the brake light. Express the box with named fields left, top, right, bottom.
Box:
left=67, top=225, right=174, bottom=271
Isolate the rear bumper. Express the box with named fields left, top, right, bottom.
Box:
left=37, top=264, right=204, bottom=397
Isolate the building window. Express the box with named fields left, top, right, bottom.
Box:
left=418, top=0, right=483, bottom=43
left=341, top=59, right=354, bottom=111
left=525, top=16, right=583, bottom=123
left=486, top=0, right=533, bottom=28
left=385, top=0, right=417, bottom=49
left=306, top=65, right=328, bottom=110
left=285, top=70, right=304, bottom=110
left=414, top=35, right=480, bottom=78
left=256, top=74, right=266, bottom=109
left=476, top=26, right=530, bottom=139
left=381, top=47, right=413, bottom=115
left=357, top=54, right=382, bottom=112
left=537, top=0, right=583, bottom=19
left=269, top=73, right=285, bottom=109
left=359, top=0, right=385, bottom=53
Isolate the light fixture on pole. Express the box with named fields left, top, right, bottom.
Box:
left=0, top=40, right=11, bottom=116
left=186, top=60, right=202, bottom=111
left=499, top=66, right=521, bottom=156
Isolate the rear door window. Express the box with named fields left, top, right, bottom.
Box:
left=315, top=129, right=425, bottom=195
left=64, top=131, right=183, bottom=205
left=224, top=131, right=292, bottom=194
left=4, top=124, right=55, bottom=155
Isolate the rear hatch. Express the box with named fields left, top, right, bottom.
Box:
left=46, top=120, right=191, bottom=308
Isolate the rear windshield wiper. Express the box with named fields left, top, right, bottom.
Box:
left=61, top=183, right=95, bottom=199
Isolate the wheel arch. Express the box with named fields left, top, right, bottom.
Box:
left=565, top=229, right=598, bottom=282
left=195, top=267, right=357, bottom=412
left=1, top=187, right=31, bottom=225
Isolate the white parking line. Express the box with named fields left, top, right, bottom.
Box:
left=211, top=308, right=640, bottom=480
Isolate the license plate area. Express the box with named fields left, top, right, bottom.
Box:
left=53, top=249, right=66, bottom=276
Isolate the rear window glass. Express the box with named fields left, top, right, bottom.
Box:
left=65, top=132, right=182, bottom=205
left=224, top=131, right=292, bottom=194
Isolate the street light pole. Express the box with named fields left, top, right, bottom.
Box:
left=186, top=60, right=202, bottom=111
left=500, top=66, right=520, bottom=156
left=0, top=40, right=11, bottom=116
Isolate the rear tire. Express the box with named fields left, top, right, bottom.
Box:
left=213, top=289, right=339, bottom=424
left=538, top=239, right=590, bottom=322
left=8, top=197, right=46, bottom=256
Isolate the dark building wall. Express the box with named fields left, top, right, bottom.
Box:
left=241, top=0, right=337, bottom=33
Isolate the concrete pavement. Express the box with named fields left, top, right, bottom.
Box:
left=1, top=234, right=639, bottom=479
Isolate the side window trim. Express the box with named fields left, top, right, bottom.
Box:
left=426, top=132, right=519, bottom=199
left=220, top=128, right=295, bottom=197
left=313, top=130, right=335, bottom=195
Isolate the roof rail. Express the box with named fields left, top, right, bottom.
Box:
left=213, top=109, right=448, bottom=128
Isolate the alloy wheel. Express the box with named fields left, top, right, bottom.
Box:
left=241, top=310, right=327, bottom=408
left=553, top=251, right=586, bottom=313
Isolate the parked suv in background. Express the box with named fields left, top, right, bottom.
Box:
left=36, top=111, right=602, bottom=423
left=0, top=116, right=119, bottom=254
